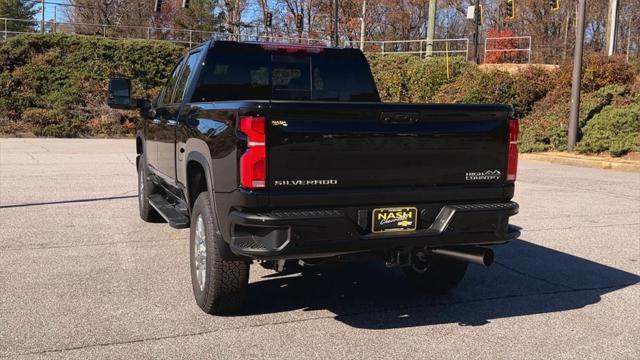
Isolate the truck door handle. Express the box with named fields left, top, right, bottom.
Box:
left=152, top=118, right=161, bottom=125
left=380, top=112, right=419, bottom=124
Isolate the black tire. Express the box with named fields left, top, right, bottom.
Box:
left=190, top=192, right=249, bottom=315
left=137, top=155, right=162, bottom=222
left=403, top=256, right=468, bottom=293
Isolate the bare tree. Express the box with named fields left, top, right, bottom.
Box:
left=59, top=0, right=638, bottom=62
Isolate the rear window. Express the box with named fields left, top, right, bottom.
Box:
left=191, top=43, right=380, bottom=102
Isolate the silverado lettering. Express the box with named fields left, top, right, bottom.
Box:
left=274, top=179, right=338, bottom=186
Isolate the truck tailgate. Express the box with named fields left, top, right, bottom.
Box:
left=267, top=102, right=512, bottom=189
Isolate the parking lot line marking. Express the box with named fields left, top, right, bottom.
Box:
left=0, top=195, right=137, bottom=209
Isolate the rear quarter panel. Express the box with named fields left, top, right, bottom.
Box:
left=177, top=101, right=269, bottom=193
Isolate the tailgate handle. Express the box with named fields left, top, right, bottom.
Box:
left=380, top=112, right=419, bottom=124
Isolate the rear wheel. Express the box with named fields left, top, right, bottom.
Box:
left=403, top=254, right=468, bottom=293
left=190, top=192, right=249, bottom=315
left=137, top=155, right=162, bottom=222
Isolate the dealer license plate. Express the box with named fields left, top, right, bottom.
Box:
left=371, top=207, right=418, bottom=233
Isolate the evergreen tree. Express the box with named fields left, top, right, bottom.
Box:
left=176, top=0, right=223, bottom=33
left=0, top=0, right=37, bottom=32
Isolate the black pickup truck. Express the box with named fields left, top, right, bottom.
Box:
left=108, top=40, right=520, bottom=315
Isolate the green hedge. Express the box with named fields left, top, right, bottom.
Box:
left=367, top=54, right=554, bottom=120
left=519, top=54, right=637, bottom=156
left=0, top=34, right=637, bottom=157
left=434, top=66, right=553, bottom=119
left=366, top=54, right=472, bottom=103
left=519, top=85, right=629, bottom=152
left=0, top=33, right=184, bottom=136
left=576, top=94, right=640, bottom=156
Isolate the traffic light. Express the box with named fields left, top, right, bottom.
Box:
left=182, top=0, right=190, bottom=8
left=154, top=0, right=162, bottom=13
left=549, top=0, right=560, bottom=11
left=504, top=0, right=515, bottom=20
left=295, top=13, right=303, bottom=30
left=265, top=12, right=273, bottom=28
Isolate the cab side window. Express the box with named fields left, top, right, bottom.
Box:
left=159, top=58, right=185, bottom=106
left=173, top=51, right=202, bottom=104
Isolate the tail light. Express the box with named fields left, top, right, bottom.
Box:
left=239, top=116, right=266, bottom=189
left=506, top=118, right=519, bottom=182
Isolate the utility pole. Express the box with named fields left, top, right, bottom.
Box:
left=360, top=1, right=366, bottom=51
left=41, top=0, right=45, bottom=33
left=333, top=0, right=339, bottom=47
left=473, top=0, right=480, bottom=64
left=626, top=17, right=632, bottom=63
left=426, top=0, right=436, bottom=57
left=568, top=0, right=587, bottom=151
left=562, top=10, right=570, bottom=60
left=496, top=3, right=501, bottom=32
left=605, top=0, right=619, bottom=56
left=307, top=0, right=313, bottom=36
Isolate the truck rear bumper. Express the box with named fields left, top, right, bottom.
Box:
left=227, top=202, right=520, bottom=260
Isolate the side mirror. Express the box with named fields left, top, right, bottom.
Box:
left=138, top=99, right=154, bottom=119
left=107, top=78, right=136, bottom=109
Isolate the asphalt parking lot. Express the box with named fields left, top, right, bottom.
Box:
left=1, top=138, right=639, bottom=359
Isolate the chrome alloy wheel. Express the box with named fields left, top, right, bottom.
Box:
left=194, top=215, right=207, bottom=291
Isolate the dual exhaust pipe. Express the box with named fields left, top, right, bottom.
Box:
left=431, top=246, right=494, bottom=267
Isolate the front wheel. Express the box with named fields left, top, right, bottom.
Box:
left=137, top=156, right=162, bottom=222
left=190, top=192, right=249, bottom=315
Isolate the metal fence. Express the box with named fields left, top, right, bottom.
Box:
left=361, top=38, right=469, bottom=59
left=2, top=17, right=638, bottom=65
left=483, top=36, right=532, bottom=64
left=2, top=17, right=552, bottom=64
left=2, top=17, right=469, bottom=58
left=0, top=17, right=333, bottom=47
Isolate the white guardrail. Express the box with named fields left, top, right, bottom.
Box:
left=0, top=17, right=333, bottom=47
left=361, top=38, right=469, bottom=58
